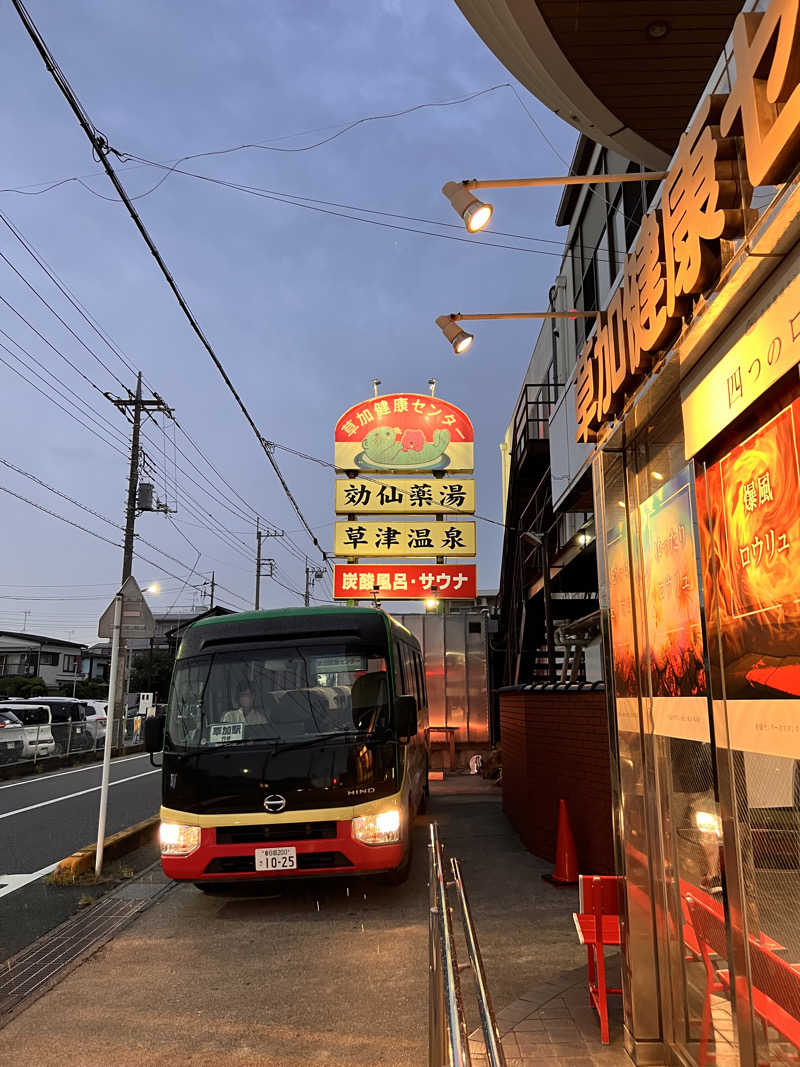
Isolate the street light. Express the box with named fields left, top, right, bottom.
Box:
left=425, top=584, right=440, bottom=611
left=435, top=315, right=473, bottom=355
left=435, top=310, right=596, bottom=354
left=441, top=181, right=493, bottom=233
left=442, top=171, right=668, bottom=232
left=146, top=582, right=160, bottom=595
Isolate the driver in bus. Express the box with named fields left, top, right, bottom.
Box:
left=222, top=685, right=271, bottom=728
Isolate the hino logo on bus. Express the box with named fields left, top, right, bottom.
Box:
left=263, top=794, right=287, bottom=813
left=347, top=787, right=375, bottom=796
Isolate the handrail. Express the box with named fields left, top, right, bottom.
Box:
left=429, top=822, right=470, bottom=1066
left=428, top=823, right=507, bottom=1067
left=450, top=857, right=505, bottom=1067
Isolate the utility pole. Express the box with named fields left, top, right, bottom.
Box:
left=255, top=519, right=262, bottom=610
left=105, top=372, right=173, bottom=752
left=305, top=560, right=325, bottom=607
left=255, top=521, right=283, bottom=609
left=209, top=571, right=215, bottom=609
left=21, top=610, right=31, bottom=632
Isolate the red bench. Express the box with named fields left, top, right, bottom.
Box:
left=685, top=893, right=800, bottom=1064
left=573, top=875, right=622, bottom=1043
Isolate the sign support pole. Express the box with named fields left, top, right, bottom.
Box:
left=95, top=593, right=123, bottom=878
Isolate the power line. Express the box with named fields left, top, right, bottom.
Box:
left=0, top=455, right=122, bottom=529
left=0, top=482, right=121, bottom=548
left=13, top=0, right=328, bottom=570
left=0, top=467, right=251, bottom=609
left=0, top=222, right=127, bottom=388
left=0, top=346, right=127, bottom=458
left=0, top=82, right=514, bottom=197
left=124, top=158, right=575, bottom=259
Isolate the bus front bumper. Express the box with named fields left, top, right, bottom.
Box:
left=161, top=822, right=405, bottom=882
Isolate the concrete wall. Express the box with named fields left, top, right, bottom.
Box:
left=499, top=685, right=614, bottom=874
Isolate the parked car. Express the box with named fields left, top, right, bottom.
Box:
left=0, top=708, right=24, bottom=763
left=83, top=700, right=108, bottom=749
left=25, top=697, right=93, bottom=754
left=0, top=703, right=56, bottom=761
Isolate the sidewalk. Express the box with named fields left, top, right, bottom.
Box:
left=2, top=774, right=634, bottom=1065
left=430, top=777, right=632, bottom=1067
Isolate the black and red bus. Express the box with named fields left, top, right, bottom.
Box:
left=145, top=606, right=429, bottom=889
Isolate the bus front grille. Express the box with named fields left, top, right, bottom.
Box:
left=204, top=852, right=354, bottom=874
left=215, top=822, right=338, bottom=845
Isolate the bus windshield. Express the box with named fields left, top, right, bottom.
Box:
left=166, top=643, right=391, bottom=751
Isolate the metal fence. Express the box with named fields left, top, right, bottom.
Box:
left=428, top=822, right=505, bottom=1067
left=0, top=716, right=144, bottom=772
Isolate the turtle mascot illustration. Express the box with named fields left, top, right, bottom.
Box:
left=357, top=425, right=451, bottom=469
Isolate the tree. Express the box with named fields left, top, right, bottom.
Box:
left=0, top=675, right=47, bottom=697
left=58, top=679, right=109, bottom=699
left=129, top=649, right=174, bottom=703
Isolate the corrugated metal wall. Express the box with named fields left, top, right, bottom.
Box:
left=395, top=612, right=490, bottom=744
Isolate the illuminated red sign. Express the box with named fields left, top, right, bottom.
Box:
left=333, top=563, right=477, bottom=600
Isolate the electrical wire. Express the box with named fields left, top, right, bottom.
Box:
left=0, top=82, right=513, bottom=198
left=0, top=344, right=128, bottom=459
left=0, top=456, right=123, bottom=529
left=0, top=217, right=299, bottom=572
left=12, top=0, right=344, bottom=571
left=123, top=158, right=574, bottom=259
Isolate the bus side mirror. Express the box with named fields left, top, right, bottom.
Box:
left=395, top=696, right=418, bottom=740
left=144, top=714, right=164, bottom=762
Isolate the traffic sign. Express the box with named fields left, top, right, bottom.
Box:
left=98, top=576, right=156, bottom=640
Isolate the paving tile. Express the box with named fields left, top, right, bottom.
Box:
left=536, top=1004, right=573, bottom=1018
left=502, top=1033, right=521, bottom=1058
left=496, top=998, right=542, bottom=1031
left=514, top=1016, right=547, bottom=1031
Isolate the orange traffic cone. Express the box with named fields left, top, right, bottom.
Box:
left=542, top=798, right=579, bottom=887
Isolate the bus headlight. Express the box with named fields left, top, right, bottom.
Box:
left=352, top=809, right=401, bottom=846
left=160, top=821, right=202, bottom=856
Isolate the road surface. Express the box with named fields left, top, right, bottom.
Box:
left=0, top=752, right=161, bottom=961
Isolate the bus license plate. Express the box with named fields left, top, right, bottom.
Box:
left=255, top=846, right=297, bottom=872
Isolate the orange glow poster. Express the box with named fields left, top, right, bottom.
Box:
left=607, top=522, right=637, bottom=697
left=697, top=397, right=800, bottom=698
left=639, top=468, right=706, bottom=698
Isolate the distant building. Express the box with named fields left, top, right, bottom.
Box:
left=82, top=641, right=111, bottom=683
left=0, top=631, right=86, bottom=693
left=126, top=605, right=213, bottom=652
left=445, top=589, right=498, bottom=615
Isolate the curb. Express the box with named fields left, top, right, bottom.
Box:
left=52, top=814, right=160, bottom=882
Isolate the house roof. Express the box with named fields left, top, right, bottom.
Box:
left=0, top=630, right=86, bottom=650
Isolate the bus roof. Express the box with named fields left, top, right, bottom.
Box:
left=192, top=605, right=398, bottom=630
left=178, top=605, right=417, bottom=657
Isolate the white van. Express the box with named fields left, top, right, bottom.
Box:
left=0, top=703, right=56, bottom=760
left=83, top=700, right=108, bottom=748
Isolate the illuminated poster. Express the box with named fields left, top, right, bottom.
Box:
left=640, top=468, right=707, bottom=699
left=697, top=398, right=800, bottom=701
left=335, top=477, right=475, bottom=515
left=334, top=520, right=476, bottom=558
left=333, top=564, right=476, bottom=600
left=334, top=393, right=474, bottom=473
left=607, top=521, right=637, bottom=697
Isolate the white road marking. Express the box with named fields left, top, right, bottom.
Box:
left=0, top=752, right=150, bottom=791
left=0, top=862, right=59, bottom=900
left=0, top=769, right=160, bottom=821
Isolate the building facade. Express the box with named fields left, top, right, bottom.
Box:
left=460, top=1, right=800, bottom=1063
left=0, top=631, right=86, bottom=693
